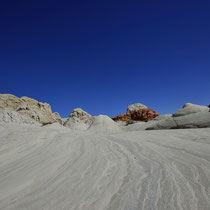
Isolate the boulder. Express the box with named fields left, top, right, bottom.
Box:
left=112, top=103, right=159, bottom=122
left=173, top=103, right=209, bottom=117
left=146, top=112, right=210, bottom=130
left=126, top=103, right=147, bottom=114
left=0, top=94, right=59, bottom=124
left=174, top=112, right=210, bottom=128
left=64, top=108, right=93, bottom=130
left=129, top=108, right=159, bottom=121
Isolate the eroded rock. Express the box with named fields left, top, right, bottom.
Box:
left=173, top=103, right=209, bottom=117
left=64, top=108, right=93, bottom=130
left=0, top=94, right=59, bottom=124
left=112, top=103, right=159, bottom=122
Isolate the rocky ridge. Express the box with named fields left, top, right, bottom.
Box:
left=0, top=94, right=209, bottom=130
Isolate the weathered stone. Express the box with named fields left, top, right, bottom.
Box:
left=0, top=94, right=59, bottom=124
left=113, top=103, right=159, bottom=122
left=129, top=108, right=159, bottom=121
left=173, top=103, right=209, bottom=117
left=126, top=103, right=147, bottom=114
left=112, top=114, right=131, bottom=122
left=53, top=112, right=62, bottom=124
left=0, top=108, right=38, bottom=125
left=152, top=114, right=172, bottom=121
left=64, top=108, right=93, bottom=130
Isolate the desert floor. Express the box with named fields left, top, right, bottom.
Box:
left=0, top=123, right=210, bottom=210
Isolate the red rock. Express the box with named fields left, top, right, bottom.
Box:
left=112, top=108, right=159, bottom=122
left=129, top=108, right=159, bottom=121
left=112, top=114, right=131, bottom=122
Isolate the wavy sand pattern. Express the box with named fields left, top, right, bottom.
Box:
left=0, top=124, right=210, bottom=210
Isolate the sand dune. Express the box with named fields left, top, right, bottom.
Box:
left=0, top=123, right=210, bottom=210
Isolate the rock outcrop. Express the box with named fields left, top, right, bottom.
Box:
left=112, top=103, right=159, bottom=123
left=112, top=114, right=131, bottom=122
left=145, top=103, right=210, bottom=130
left=52, top=112, right=62, bottom=124
left=146, top=112, right=210, bottom=130
left=126, top=103, right=147, bottom=114
left=128, top=108, right=159, bottom=121
left=0, top=94, right=60, bottom=124
left=173, top=103, right=209, bottom=117
left=0, top=108, right=38, bottom=125
left=64, top=108, right=93, bottom=130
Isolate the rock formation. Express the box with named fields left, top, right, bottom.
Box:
left=64, top=108, right=93, bottom=130
left=112, top=114, right=131, bottom=122
left=173, top=103, right=209, bottom=117
left=112, top=103, right=159, bottom=123
left=145, top=103, right=210, bottom=130
left=0, top=108, right=38, bottom=125
left=126, top=103, right=147, bottom=114
left=0, top=94, right=60, bottom=125
left=52, top=112, right=62, bottom=124
left=146, top=112, right=210, bottom=130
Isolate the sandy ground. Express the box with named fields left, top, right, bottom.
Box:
left=0, top=123, right=210, bottom=210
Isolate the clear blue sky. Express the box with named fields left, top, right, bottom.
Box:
left=0, top=0, right=210, bottom=117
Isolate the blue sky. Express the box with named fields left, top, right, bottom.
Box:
left=0, top=0, right=210, bottom=117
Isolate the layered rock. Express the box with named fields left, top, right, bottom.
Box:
left=152, top=114, right=172, bottom=121
left=64, top=108, right=93, bottom=130
left=173, top=103, right=209, bottom=117
left=146, top=112, right=210, bottom=130
left=145, top=103, right=210, bottom=130
left=112, top=103, right=159, bottom=123
left=0, top=94, right=59, bottom=124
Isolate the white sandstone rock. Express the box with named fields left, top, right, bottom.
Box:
left=146, top=112, right=210, bottom=130
left=64, top=108, right=93, bottom=130
left=0, top=108, right=38, bottom=125
left=52, top=112, right=62, bottom=124
left=173, top=103, right=209, bottom=117
left=126, top=103, right=147, bottom=114
left=152, top=114, right=172, bottom=121
left=174, top=112, right=210, bottom=128
left=0, top=94, right=58, bottom=124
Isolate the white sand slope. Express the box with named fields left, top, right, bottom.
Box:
left=89, top=115, right=122, bottom=132
left=0, top=123, right=210, bottom=210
